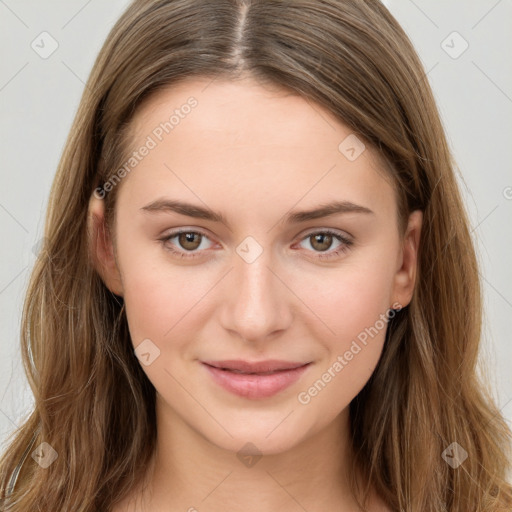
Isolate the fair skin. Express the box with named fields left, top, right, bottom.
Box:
left=89, top=76, right=422, bottom=512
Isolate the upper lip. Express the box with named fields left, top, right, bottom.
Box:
left=202, top=359, right=310, bottom=373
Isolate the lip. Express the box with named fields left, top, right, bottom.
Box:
left=201, top=360, right=311, bottom=399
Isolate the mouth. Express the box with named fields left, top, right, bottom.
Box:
left=201, top=360, right=312, bottom=399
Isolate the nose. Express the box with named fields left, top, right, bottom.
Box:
left=218, top=242, right=293, bottom=344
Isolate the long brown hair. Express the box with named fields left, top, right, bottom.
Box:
left=1, top=1, right=511, bottom=510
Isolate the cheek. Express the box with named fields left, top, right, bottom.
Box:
left=122, top=276, right=173, bottom=347
left=116, top=235, right=203, bottom=349
left=298, top=254, right=396, bottom=345
left=293, top=256, right=396, bottom=414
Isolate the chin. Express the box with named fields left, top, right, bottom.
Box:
left=212, top=430, right=303, bottom=458
left=195, top=408, right=319, bottom=458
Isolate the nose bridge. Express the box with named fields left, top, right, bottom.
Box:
left=220, top=235, right=291, bottom=341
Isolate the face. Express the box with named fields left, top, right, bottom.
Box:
left=89, top=76, right=421, bottom=455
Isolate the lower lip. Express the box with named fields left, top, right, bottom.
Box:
left=202, top=363, right=311, bottom=399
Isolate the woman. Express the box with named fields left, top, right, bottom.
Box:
left=1, top=0, right=511, bottom=510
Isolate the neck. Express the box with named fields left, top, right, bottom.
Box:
left=128, top=395, right=371, bottom=512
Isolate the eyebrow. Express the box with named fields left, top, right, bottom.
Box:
left=140, top=198, right=374, bottom=227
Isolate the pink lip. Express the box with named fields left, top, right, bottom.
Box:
left=201, top=360, right=311, bottom=399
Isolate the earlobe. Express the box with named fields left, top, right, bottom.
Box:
left=87, top=194, right=124, bottom=297
left=392, top=210, right=423, bottom=308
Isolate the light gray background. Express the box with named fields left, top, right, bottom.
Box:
left=1, top=0, right=511, bottom=451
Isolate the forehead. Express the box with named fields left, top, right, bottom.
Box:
left=132, top=76, right=356, bottom=155
left=118, top=76, right=395, bottom=221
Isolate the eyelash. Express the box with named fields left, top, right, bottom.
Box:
left=159, top=228, right=353, bottom=261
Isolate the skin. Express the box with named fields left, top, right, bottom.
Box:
left=88, top=76, right=422, bottom=512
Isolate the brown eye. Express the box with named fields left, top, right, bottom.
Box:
left=160, top=230, right=214, bottom=259
left=309, top=233, right=333, bottom=252
left=296, top=229, right=353, bottom=261
left=178, top=232, right=202, bottom=251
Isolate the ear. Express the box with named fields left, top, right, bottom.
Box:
left=87, top=193, right=124, bottom=297
left=391, top=210, right=423, bottom=308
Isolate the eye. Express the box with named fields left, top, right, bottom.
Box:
left=159, top=229, right=214, bottom=259
left=296, top=229, right=353, bottom=260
